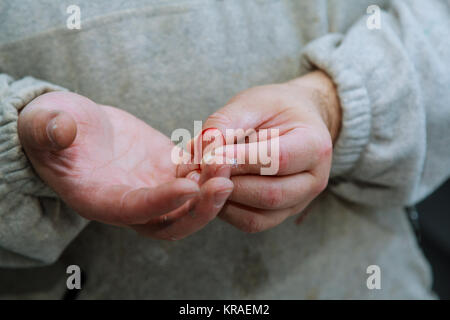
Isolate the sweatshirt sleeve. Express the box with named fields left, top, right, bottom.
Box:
left=299, top=0, right=450, bottom=207
left=0, top=74, right=88, bottom=267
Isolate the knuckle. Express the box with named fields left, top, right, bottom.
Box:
left=322, top=139, right=333, bottom=159
left=230, top=178, right=246, bottom=198
left=308, top=130, right=333, bottom=164
left=260, top=184, right=284, bottom=209
left=317, top=133, right=333, bottom=160
left=241, top=215, right=264, bottom=234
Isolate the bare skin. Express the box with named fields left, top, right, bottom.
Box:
left=18, top=70, right=340, bottom=238
left=191, top=71, right=342, bottom=233
left=18, top=91, right=233, bottom=240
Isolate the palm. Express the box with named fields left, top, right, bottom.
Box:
left=20, top=91, right=233, bottom=238
left=22, top=93, right=180, bottom=223
left=71, top=105, right=177, bottom=190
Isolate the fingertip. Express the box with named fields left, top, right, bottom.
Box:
left=176, top=163, right=200, bottom=178
left=18, top=108, right=77, bottom=152
left=186, top=170, right=201, bottom=183
left=217, top=177, right=234, bottom=191
left=203, top=177, right=233, bottom=209
left=199, top=162, right=231, bottom=186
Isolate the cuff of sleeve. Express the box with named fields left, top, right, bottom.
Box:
left=0, top=75, right=67, bottom=198
left=299, top=34, right=372, bottom=178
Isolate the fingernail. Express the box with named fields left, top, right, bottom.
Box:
left=214, top=189, right=232, bottom=207
left=187, top=171, right=201, bottom=183
left=46, top=117, right=59, bottom=147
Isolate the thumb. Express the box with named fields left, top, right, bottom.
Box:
left=203, top=89, right=277, bottom=143
left=203, top=102, right=255, bottom=137
left=18, top=108, right=77, bottom=152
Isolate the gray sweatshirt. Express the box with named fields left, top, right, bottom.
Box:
left=0, top=0, right=449, bottom=299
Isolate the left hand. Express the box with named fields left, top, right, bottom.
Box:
left=18, top=91, right=233, bottom=240
left=193, top=71, right=342, bottom=233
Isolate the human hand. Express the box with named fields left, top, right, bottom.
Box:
left=18, top=91, right=233, bottom=240
left=199, top=71, right=341, bottom=233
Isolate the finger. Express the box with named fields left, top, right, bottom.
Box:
left=229, top=173, right=319, bottom=210
left=204, top=127, right=326, bottom=176
left=132, top=177, right=234, bottom=240
left=176, top=163, right=200, bottom=178
left=218, top=201, right=300, bottom=234
left=183, top=127, right=226, bottom=168
left=18, top=108, right=77, bottom=152
left=86, top=178, right=200, bottom=225
left=180, top=158, right=230, bottom=186
left=202, top=86, right=287, bottom=135
left=177, top=128, right=226, bottom=178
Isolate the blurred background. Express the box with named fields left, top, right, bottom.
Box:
left=416, top=179, right=450, bottom=299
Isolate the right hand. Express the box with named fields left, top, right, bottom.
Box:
left=18, top=91, right=233, bottom=240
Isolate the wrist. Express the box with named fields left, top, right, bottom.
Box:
left=288, top=71, right=342, bottom=143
